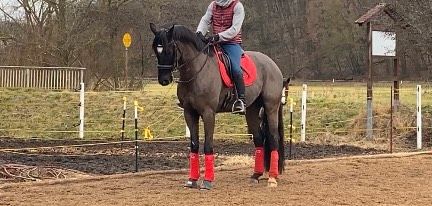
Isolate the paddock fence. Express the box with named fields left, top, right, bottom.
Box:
left=0, top=66, right=85, bottom=90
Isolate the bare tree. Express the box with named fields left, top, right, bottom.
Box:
left=1, top=0, right=432, bottom=87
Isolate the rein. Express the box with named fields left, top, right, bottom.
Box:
left=157, top=40, right=212, bottom=84
left=175, top=43, right=211, bottom=84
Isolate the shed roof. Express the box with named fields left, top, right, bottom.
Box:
left=355, top=3, right=388, bottom=25
left=355, top=3, right=409, bottom=28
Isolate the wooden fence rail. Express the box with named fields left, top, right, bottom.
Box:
left=0, top=66, right=85, bottom=90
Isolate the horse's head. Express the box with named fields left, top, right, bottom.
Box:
left=150, top=23, right=211, bottom=86
left=150, top=23, right=176, bottom=86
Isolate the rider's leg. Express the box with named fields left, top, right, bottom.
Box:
left=220, top=43, right=246, bottom=114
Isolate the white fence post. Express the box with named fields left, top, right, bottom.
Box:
left=301, top=84, right=307, bottom=142
left=185, top=125, right=191, bottom=138
left=79, top=82, right=85, bottom=139
left=417, top=85, right=422, bottom=149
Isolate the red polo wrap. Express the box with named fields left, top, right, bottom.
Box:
left=254, top=147, right=264, bottom=174
left=269, top=150, right=279, bottom=178
left=189, top=153, right=200, bottom=180
left=204, top=154, right=215, bottom=181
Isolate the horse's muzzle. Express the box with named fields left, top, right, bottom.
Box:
left=158, top=72, right=173, bottom=86
left=157, top=64, right=174, bottom=86
left=159, top=79, right=171, bottom=86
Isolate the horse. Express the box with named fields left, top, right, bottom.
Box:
left=150, top=23, right=289, bottom=189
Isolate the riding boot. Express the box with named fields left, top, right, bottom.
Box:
left=232, top=73, right=246, bottom=115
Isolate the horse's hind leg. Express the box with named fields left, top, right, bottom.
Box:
left=246, top=101, right=265, bottom=183
left=262, top=99, right=282, bottom=187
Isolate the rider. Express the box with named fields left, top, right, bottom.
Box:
left=196, top=0, right=246, bottom=114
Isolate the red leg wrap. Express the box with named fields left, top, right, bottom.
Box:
left=189, top=153, right=200, bottom=180
left=269, top=150, right=279, bottom=178
left=204, top=154, right=215, bottom=182
left=254, top=147, right=264, bottom=174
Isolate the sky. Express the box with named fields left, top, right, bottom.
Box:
left=1, top=0, right=19, bottom=9
left=0, top=0, right=24, bottom=20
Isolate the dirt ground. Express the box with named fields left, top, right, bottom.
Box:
left=1, top=138, right=431, bottom=205
left=0, top=154, right=431, bottom=206
left=0, top=138, right=384, bottom=175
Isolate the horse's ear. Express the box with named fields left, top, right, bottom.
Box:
left=166, top=25, right=175, bottom=40
left=150, top=23, right=157, bottom=35
left=284, top=78, right=291, bottom=88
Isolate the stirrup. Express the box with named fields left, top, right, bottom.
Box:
left=232, top=99, right=246, bottom=115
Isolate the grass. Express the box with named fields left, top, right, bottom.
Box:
left=0, top=81, right=431, bottom=151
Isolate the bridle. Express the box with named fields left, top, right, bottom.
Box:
left=156, top=41, right=180, bottom=71
left=156, top=40, right=212, bottom=84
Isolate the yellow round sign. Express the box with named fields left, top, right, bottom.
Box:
left=123, top=33, right=132, bottom=48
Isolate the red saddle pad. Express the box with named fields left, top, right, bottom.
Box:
left=215, top=49, right=257, bottom=88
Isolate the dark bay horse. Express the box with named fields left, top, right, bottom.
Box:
left=150, top=23, right=288, bottom=189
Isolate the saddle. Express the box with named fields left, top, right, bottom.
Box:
left=214, top=46, right=257, bottom=88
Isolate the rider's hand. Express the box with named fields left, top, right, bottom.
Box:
left=207, top=34, right=220, bottom=43
left=196, top=32, right=207, bottom=42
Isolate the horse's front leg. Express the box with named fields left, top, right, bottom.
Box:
left=184, top=108, right=200, bottom=189
left=200, top=109, right=216, bottom=190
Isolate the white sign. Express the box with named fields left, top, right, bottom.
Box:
left=372, top=31, right=396, bottom=57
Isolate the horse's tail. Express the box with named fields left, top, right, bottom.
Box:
left=277, top=102, right=285, bottom=174
left=277, top=78, right=290, bottom=173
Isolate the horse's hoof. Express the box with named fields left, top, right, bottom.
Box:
left=184, top=180, right=199, bottom=189
left=267, top=177, right=278, bottom=187
left=250, top=178, right=259, bottom=184
left=199, top=180, right=213, bottom=190
left=261, top=172, right=269, bottom=180
left=250, top=173, right=262, bottom=184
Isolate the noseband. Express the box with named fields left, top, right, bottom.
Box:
left=156, top=41, right=180, bottom=71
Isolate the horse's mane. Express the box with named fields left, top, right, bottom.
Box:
left=172, top=25, right=212, bottom=55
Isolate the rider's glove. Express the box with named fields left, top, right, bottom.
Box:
left=207, top=34, right=220, bottom=43
left=196, top=32, right=207, bottom=42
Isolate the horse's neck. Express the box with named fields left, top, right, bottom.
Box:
left=177, top=43, right=217, bottom=83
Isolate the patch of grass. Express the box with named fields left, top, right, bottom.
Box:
left=0, top=81, right=431, bottom=151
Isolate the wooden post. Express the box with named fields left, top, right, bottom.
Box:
left=366, top=22, right=373, bottom=139
left=122, top=33, right=132, bottom=89
left=390, top=86, right=393, bottom=153
left=393, top=58, right=400, bottom=111
left=125, top=47, right=129, bottom=88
